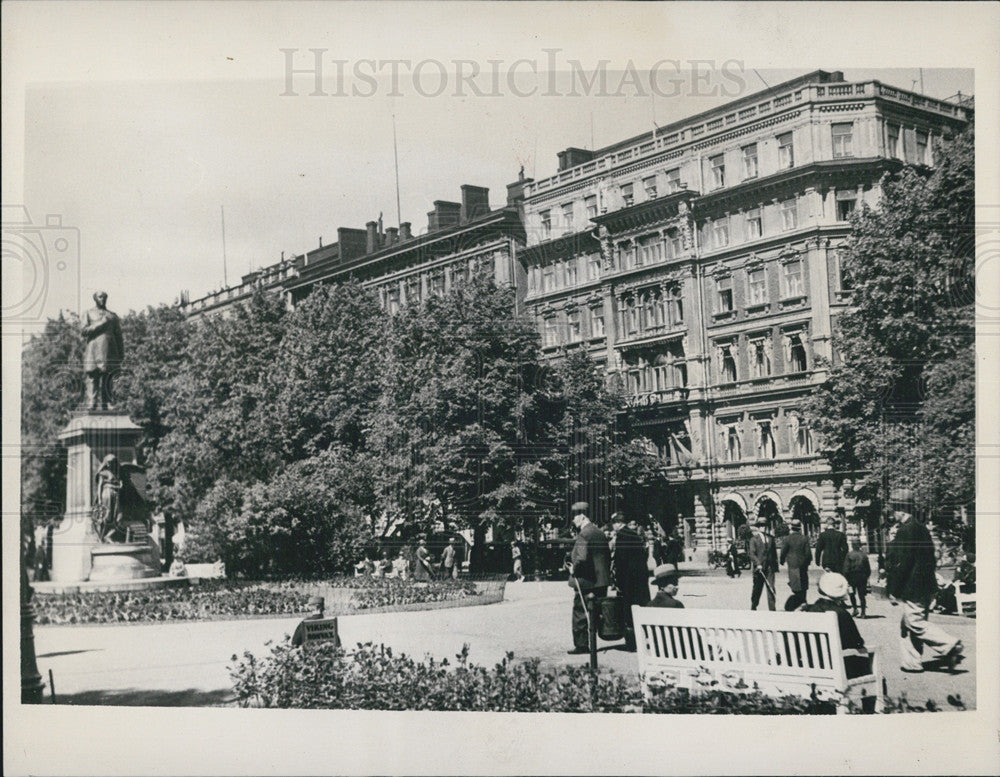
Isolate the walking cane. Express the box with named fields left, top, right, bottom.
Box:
left=572, top=573, right=598, bottom=671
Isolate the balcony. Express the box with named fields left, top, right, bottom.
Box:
left=711, top=455, right=827, bottom=480
left=623, top=387, right=690, bottom=408
left=711, top=372, right=819, bottom=398
left=616, top=324, right=686, bottom=349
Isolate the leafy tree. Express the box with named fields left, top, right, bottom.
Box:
left=149, top=289, right=288, bottom=519
left=803, top=126, right=974, bottom=543
left=20, top=313, right=84, bottom=534
left=265, top=281, right=386, bottom=461
left=369, top=277, right=545, bottom=549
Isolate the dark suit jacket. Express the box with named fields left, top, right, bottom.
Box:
left=815, top=528, right=849, bottom=572
left=842, top=549, right=871, bottom=588
left=748, top=531, right=778, bottom=575
left=802, top=597, right=865, bottom=651
left=571, top=521, right=611, bottom=591
left=647, top=591, right=684, bottom=608
left=780, top=532, right=812, bottom=592
left=613, top=527, right=651, bottom=606
left=886, top=517, right=938, bottom=604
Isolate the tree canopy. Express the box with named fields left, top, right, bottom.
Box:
left=22, top=275, right=649, bottom=575
left=802, top=125, right=974, bottom=544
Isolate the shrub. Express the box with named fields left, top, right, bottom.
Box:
left=230, top=640, right=942, bottom=714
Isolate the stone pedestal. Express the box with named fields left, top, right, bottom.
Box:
left=50, top=411, right=155, bottom=582
left=89, top=544, right=159, bottom=581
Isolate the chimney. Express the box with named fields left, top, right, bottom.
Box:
left=507, top=174, right=534, bottom=206
left=338, top=227, right=368, bottom=260
left=385, top=227, right=398, bottom=246
left=557, top=147, right=596, bottom=172
left=427, top=201, right=461, bottom=232
left=399, top=221, right=412, bottom=240
left=365, top=221, right=378, bottom=253
left=460, top=185, right=490, bottom=223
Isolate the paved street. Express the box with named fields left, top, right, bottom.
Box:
left=34, top=573, right=977, bottom=709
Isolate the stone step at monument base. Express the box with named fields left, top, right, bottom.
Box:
left=88, top=543, right=160, bottom=581
left=32, top=574, right=198, bottom=596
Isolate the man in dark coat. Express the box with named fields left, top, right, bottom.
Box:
left=815, top=517, right=849, bottom=574
left=567, top=502, right=611, bottom=654
left=885, top=489, right=964, bottom=672
left=803, top=572, right=870, bottom=678
left=612, top=513, right=651, bottom=651
left=779, top=519, right=812, bottom=610
left=748, top=518, right=778, bottom=610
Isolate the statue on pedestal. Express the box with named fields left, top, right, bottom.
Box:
left=81, top=290, right=124, bottom=411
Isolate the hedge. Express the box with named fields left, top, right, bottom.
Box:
left=33, top=577, right=482, bottom=625
left=230, top=639, right=947, bottom=714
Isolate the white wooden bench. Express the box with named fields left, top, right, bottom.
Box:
left=632, top=606, right=884, bottom=713
left=954, top=581, right=976, bottom=616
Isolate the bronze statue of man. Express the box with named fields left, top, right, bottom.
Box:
left=81, top=291, right=124, bottom=410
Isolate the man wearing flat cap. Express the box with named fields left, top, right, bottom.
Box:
left=566, top=502, right=611, bottom=654
left=748, top=517, right=778, bottom=610
left=885, top=488, right=964, bottom=673
left=780, top=518, right=812, bottom=611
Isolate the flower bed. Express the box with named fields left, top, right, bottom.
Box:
left=230, top=640, right=943, bottom=714
left=33, top=577, right=484, bottom=626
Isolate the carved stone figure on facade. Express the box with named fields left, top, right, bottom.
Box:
left=81, top=291, right=124, bottom=411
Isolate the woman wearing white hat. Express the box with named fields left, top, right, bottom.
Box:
left=803, top=572, right=870, bottom=678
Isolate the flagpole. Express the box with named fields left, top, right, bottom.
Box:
left=392, top=114, right=402, bottom=227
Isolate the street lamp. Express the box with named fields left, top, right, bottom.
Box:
left=21, top=542, right=45, bottom=703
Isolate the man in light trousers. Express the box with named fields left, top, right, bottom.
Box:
left=885, top=489, right=964, bottom=673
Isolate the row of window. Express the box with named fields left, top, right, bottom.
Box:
left=622, top=342, right=688, bottom=394
left=541, top=305, right=605, bottom=347
left=716, top=331, right=809, bottom=384
left=528, top=253, right=602, bottom=293
left=619, top=286, right=684, bottom=336
left=537, top=120, right=937, bottom=242
left=885, top=123, right=932, bottom=165
left=715, top=257, right=805, bottom=315
left=719, top=413, right=813, bottom=462
left=379, top=258, right=490, bottom=313
left=701, top=191, right=857, bottom=252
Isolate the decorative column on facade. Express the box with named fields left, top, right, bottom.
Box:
left=806, top=236, right=833, bottom=362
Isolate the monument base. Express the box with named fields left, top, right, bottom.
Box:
left=89, top=544, right=160, bottom=581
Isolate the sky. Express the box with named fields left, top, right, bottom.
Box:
left=1, top=2, right=979, bottom=325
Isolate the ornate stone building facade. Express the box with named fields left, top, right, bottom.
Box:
left=518, top=70, right=971, bottom=554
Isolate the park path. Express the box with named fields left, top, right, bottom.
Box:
left=33, top=575, right=977, bottom=709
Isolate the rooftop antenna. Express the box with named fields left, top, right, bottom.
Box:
left=919, top=68, right=925, bottom=94
left=220, top=205, right=228, bottom=286
left=590, top=111, right=595, bottom=150
left=392, top=113, right=402, bottom=227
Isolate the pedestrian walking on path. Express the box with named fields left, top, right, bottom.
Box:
left=748, top=518, right=777, bottom=611
left=843, top=539, right=872, bottom=618
left=780, top=519, right=812, bottom=611
left=511, top=541, right=524, bottom=582
left=566, top=502, right=610, bottom=654
left=611, top=513, right=650, bottom=651
left=885, top=489, right=964, bottom=673
left=815, top=517, right=848, bottom=573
